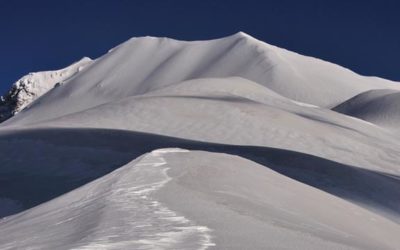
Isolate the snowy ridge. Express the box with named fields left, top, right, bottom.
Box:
left=0, top=57, right=92, bottom=122
left=2, top=148, right=400, bottom=249
left=1, top=32, right=400, bottom=249
left=0, top=148, right=214, bottom=250
left=3, top=32, right=400, bottom=126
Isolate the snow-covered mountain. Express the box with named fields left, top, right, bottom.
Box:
left=1, top=32, right=400, bottom=250
left=0, top=57, right=92, bottom=122
left=3, top=32, right=400, bottom=127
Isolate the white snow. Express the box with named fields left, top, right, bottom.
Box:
left=17, top=77, right=400, bottom=174
left=0, top=57, right=92, bottom=119
left=1, top=149, right=400, bottom=249
left=3, top=32, right=400, bottom=127
left=0, top=32, right=400, bottom=249
left=0, top=149, right=214, bottom=250
left=333, top=89, right=400, bottom=131
left=157, top=151, right=400, bottom=249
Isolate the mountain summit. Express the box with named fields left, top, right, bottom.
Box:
left=1, top=33, right=400, bottom=249
left=1, top=33, right=399, bottom=124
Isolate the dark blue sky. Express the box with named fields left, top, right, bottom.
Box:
left=1, top=0, right=399, bottom=95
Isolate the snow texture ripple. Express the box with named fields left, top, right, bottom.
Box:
left=72, top=148, right=214, bottom=250
left=0, top=148, right=214, bottom=250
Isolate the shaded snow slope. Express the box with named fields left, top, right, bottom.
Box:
left=0, top=128, right=399, bottom=225
left=0, top=57, right=92, bottom=122
left=0, top=149, right=214, bottom=250
left=1, top=149, right=400, bottom=250
left=18, top=77, right=400, bottom=176
left=0, top=128, right=136, bottom=217
left=333, top=89, right=400, bottom=131
left=3, top=32, right=400, bottom=126
left=158, top=151, right=400, bottom=250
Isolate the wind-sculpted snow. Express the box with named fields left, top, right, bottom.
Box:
left=0, top=149, right=214, bottom=250
left=3, top=32, right=400, bottom=126
left=1, top=149, right=400, bottom=249
left=24, top=77, right=400, bottom=175
left=0, top=127, right=399, bottom=223
left=333, top=89, right=400, bottom=132
left=1, top=33, right=400, bottom=249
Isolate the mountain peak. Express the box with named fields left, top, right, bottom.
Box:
left=0, top=57, right=92, bottom=122
left=2, top=34, right=400, bottom=125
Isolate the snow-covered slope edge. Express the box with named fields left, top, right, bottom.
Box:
left=0, top=57, right=92, bottom=122
left=1, top=149, right=400, bottom=250
left=0, top=148, right=214, bottom=250
left=27, top=77, right=400, bottom=176
left=333, top=89, right=400, bottom=132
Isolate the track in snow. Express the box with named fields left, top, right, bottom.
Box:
left=0, top=148, right=214, bottom=250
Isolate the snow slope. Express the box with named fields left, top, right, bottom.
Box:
left=333, top=89, right=400, bottom=131
left=1, top=33, right=400, bottom=249
left=16, top=77, right=400, bottom=175
left=0, top=57, right=92, bottom=122
left=1, top=149, right=400, bottom=250
left=0, top=149, right=214, bottom=250
left=3, top=32, right=400, bottom=127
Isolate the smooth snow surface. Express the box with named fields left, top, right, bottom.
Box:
left=333, top=89, right=400, bottom=131
left=1, top=32, right=400, bottom=249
